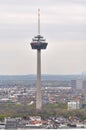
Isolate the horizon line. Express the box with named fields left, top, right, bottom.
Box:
left=0, top=73, right=84, bottom=76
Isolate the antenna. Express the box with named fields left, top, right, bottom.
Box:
left=38, top=8, right=40, bottom=35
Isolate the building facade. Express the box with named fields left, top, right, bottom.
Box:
left=68, top=101, right=81, bottom=110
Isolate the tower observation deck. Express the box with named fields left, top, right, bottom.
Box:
left=30, top=9, right=48, bottom=110
left=31, top=35, right=48, bottom=50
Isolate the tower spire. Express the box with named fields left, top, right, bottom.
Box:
left=38, top=8, right=40, bottom=35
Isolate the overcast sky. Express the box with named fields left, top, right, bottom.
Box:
left=0, top=0, right=86, bottom=75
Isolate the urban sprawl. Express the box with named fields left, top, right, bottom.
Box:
left=0, top=74, right=86, bottom=129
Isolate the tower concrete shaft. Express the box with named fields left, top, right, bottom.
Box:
left=36, top=50, right=42, bottom=110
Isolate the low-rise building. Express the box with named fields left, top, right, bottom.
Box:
left=5, top=117, right=17, bottom=129
left=68, top=101, right=81, bottom=110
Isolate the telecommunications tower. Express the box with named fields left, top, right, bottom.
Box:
left=30, top=9, right=48, bottom=110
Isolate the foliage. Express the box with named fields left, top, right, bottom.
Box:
left=0, top=103, right=86, bottom=121
left=0, top=114, right=6, bottom=121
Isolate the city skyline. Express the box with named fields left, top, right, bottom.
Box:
left=0, top=0, right=86, bottom=75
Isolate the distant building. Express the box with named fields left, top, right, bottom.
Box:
left=29, top=116, right=41, bottom=121
left=83, top=80, right=86, bottom=89
left=76, top=79, right=83, bottom=90
left=68, top=101, right=81, bottom=110
left=71, top=79, right=83, bottom=90
left=70, top=80, right=76, bottom=89
left=5, top=117, right=17, bottom=129
left=0, top=98, right=13, bottom=103
left=29, top=116, right=42, bottom=126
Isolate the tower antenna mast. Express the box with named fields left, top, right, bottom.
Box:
left=38, top=8, right=40, bottom=35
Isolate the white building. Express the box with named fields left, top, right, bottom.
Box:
left=68, top=101, right=81, bottom=110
